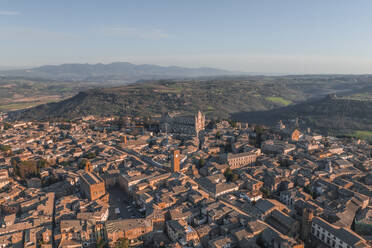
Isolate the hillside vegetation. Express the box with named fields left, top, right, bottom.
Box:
left=6, top=75, right=372, bottom=139
left=232, top=95, right=372, bottom=139
left=8, top=78, right=307, bottom=120
left=0, top=77, right=103, bottom=112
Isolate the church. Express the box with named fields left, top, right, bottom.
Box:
left=160, top=111, right=205, bottom=135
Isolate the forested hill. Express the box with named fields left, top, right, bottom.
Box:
left=6, top=76, right=372, bottom=139
left=7, top=78, right=307, bottom=121
left=232, top=95, right=372, bottom=138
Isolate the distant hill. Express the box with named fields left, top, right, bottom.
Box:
left=232, top=95, right=372, bottom=137
left=0, top=62, right=238, bottom=82
left=6, top=76, right=372, bottom=139
left=7, top=78, right=308, bottom=121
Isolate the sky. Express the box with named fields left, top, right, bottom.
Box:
left=1, top=0, right=372, bottom=74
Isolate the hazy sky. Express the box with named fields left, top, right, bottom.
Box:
left=1, top=0, right=372, bottom=74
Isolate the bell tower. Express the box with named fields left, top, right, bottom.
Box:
left=84, top=160, right=93, bottom=173
left=301, top=208, right=314, bottom=242
left=171, top=150, right=180, bottom=172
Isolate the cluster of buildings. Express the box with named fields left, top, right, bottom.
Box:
left=0, top=112, right=371, bottom=248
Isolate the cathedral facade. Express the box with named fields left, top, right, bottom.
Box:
left=160, top=111, right=205, bottom=135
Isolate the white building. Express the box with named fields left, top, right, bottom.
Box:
left=311, top=217, right=368, bottom=248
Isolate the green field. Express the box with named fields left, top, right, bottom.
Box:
left=265, top=97, right=292, bottom=106
left=0, top=79, right=104, bottom=112
left=0, top=103, right=35, bottom=111
left=341, top=93, right=372, bottom=101
left=352, top=130, right=372, bottom=141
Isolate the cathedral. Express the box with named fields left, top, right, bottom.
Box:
left=160, top=111, right=205, bottom=135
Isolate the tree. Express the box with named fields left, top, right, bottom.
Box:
left=85, top=152, right=97, bottom=159
left=3, top=123, right=12, bottom=130
left=224, top=167, right=236, bottom=182
left=231, top=121, right=237, bottom=128
left=312, top=191, right=317, bottom=200
left=115, top=239, right=129, bottom=248
left=231, top=173, right=239, bottom=182
left=227, top=119, right=237, bottom=128
left=198, top=158, right=206, bottom=168
left=38, top=239, right=46, bottom=247
left=0, top=145, right=12, bottom=157
left=0, top=144, right=11, bottom=152
left=216, top=131, right=221, bottom=139
left=303, top=185, right=311, bottom=194
left=96, top=237, right=108, bottom=248
left=261, top=188, right=270, bottom=198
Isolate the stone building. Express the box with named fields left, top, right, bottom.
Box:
left=275, top=120, right=303, bottom=142
left=105, top=219, right=153, bottom=246
left=166, top=219, right=199, bottom=246
left=222, top=151, right=260, bottom=169
left=311, top=217, right=369, bottom=248
left=27, top=177, right=42, bottom=189
left=241, top=172, right=263, bottom=192
left=79, top=172, right=105, bottom=201
left=160, top=111, right=205, bottom=135
left=16, top=160, right=38, bottom=179
left=59, top=219, right=96, bottom=248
